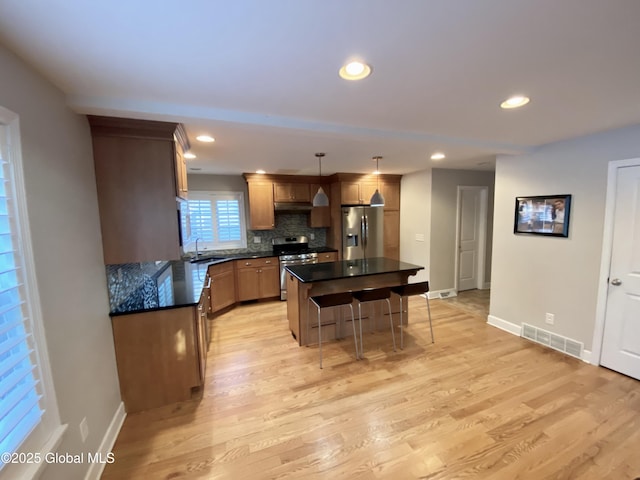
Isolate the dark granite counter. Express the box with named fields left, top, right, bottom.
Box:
left=285, top=257, right=424, bottom=283
left=107, top=246, right=338, bottom=316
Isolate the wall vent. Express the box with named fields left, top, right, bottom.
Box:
left=439, top=292, right=451, bottom=298
left=521, top=323, right=583, bottom=359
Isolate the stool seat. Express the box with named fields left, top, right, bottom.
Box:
left=310, top=292, right=354, bottom=309
left=308, top=291, right=358, bottom=369
left=391, top=282, right=429, bottom=297
left=392, top=281, right=434, bottom=348
left=352, top=287, right=391, bottom=303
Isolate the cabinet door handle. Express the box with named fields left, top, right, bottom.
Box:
left=205, top=277, right=211, bottom=288
left=265, top=260, right=271, bottom=264
left=245, top=262, right=251, bottom=266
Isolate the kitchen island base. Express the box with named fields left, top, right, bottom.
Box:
left=286, top=259, right=423, bottom=347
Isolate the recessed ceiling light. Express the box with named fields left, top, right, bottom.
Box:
left=430, top=152, right=446, bottom=160
left=256, top=169, right=266, bottom=174
left=189, top=167, right=202, bottom=171
left=184, top=152, right=196, bottom=159
left=500, top=95, right=530, bottom=109
left=339, top=61, right=372, bottom=81
left=196, top=135, right=215, bottom=143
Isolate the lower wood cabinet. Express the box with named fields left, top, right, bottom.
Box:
left=208, top=261, right=236, bottom=313
left=235, top=257, right=279, bottom=301
left=111, top=306, right=207, bottom=413
left=317, top=251, right=338, bottom=263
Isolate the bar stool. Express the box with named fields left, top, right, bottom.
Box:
left=391, top=282, right=434, bottom=349
left=352, top=287, right=395, bottom=359
left=307, top=292, right=358, bottom=369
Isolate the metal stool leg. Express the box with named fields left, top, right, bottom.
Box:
left=358, top=302, right=364, bottom=359
left=348, top=303, right=359, bottom=360
left=317, top=303, right=323, bottom=368
left=426, top=295, right=434, bottom=343
left=386, top=298, right=396, bottom=352
left=398, top=296, right=404, bottom=350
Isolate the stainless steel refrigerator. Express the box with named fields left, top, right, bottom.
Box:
left=342, top=206, right=384, bottom=260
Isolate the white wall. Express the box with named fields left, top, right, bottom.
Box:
left=0, top=44, right=122, bottom=478
left=399, top=169, right=431, bottom=284
left=490, top=123, right=640, bottom=352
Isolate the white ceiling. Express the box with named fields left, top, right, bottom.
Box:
left=1, top=0, right=639, bottom=176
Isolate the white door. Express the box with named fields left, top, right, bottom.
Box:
left=601, top=165, right=640, bottom=380
left=458, top=188, right=481, bottom=291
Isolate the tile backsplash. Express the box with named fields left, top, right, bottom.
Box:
left=213, top=213, right=327, bottom=255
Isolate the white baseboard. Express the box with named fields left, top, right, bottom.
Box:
left=581, top=349, right=594, bottom=364
left=84, top=402, right=126, bottom=480
left=428, top=288, right=457, bottom=300
left=482, top=282, right=491, bottom=290
left=487, top=315, right=521, bottom=336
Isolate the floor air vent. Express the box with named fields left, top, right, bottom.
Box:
left=521, top=323, right=583, bottom=359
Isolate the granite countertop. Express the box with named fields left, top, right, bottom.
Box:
left=285, top=257, right=424, bottom=283
left=108, top=246, right=339, bottom=316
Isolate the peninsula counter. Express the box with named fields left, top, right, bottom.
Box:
left=285, top=258, right=424, bottom=346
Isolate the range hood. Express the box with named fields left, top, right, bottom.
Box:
left=274, top=202, right=313, bottom=212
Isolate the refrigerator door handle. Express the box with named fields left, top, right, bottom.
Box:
left=363, top=215, right=368, bottom=250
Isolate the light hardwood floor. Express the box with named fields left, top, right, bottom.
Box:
left=101, top=295, right=640, bottom=479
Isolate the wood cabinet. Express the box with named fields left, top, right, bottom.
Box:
left=317, top=251, right=338, bottom=263
left=196, top=295, right=208, bottom=384
left=384, top=210, right=400, bottom=260
left=274, top=183, right=310, bottom=202
left=208, top=261, right=236, bottom=313
left=235, top=257, right=279, bottom=301
left=111, top=306, right=206, bottom=413
left=340, top=181, right=379, bottom=205
left=174, top=135, right=188, bottom=200
left=88, top=116, right=190, bottom=264
left=309, top=183, right=331, bottom=227
left=247, top=182, right=275, bottom=230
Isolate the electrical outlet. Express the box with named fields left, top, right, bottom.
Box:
left=79, top=417, right=89, bottom=443
left=415, top=233, right=425, bottom=242
left=545, top=313, right=555, bottom=325
left=253, top=236, right=261, bottom=243
left=310, top=233, right=315, bottom=240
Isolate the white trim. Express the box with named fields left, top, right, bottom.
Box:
left=592, top=157, right=640, bottom=366
left=0, top=107, right=66, bottom=479
left=482, top=282, right=491, bottom=290
left=487, top=315, right=522, bottom=336
left=454, top=186, right=488, bottom=291
left=581, top=350, right=594, bottom=364
left=84, top=402, right=126, bottom=480
left=428, top=288, right=457, bottom=300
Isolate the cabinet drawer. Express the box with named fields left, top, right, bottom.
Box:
left=236, top=257, right=278, bottom=269
left=317, top=252, right=338, bottom=263
left=208, top=260, right=234, bottom=276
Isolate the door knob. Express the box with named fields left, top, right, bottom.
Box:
left=610, top=278, right=622, bottom=286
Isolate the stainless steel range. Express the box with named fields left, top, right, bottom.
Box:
left=273, top=236, right=318, bottom=300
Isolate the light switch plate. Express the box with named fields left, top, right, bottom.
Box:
left=253, top=236, right=261, bottom=243
left=415, top=233, right=425, bottom=242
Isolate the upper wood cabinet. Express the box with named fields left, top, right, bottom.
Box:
left=247, top=181, right=275, bottom=230
left=173, top=127, right=189, bottom=200
left=332, top=174, right=401, bottom=208
left=274, top=183, right=310, bottom=202
left=88, top=116, right=190, bottom=264
left=309, top=183, right=331, bottom=228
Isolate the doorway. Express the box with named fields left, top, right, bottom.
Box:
left=455, top=186, right=488, bottom=292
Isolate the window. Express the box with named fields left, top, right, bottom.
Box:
left=186, top=191, right=247, bottom=251
left=0, top=109, right=65, bottom=478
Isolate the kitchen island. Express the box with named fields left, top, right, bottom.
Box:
left=285, top=258, right=424, bottom=346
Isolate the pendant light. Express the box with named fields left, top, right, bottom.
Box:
left=312, top=153, right=329, bottom=207
left=370, top=156, right=385, bottom=207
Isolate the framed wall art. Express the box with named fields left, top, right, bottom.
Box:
left=514, top=194, right=571, bottom=237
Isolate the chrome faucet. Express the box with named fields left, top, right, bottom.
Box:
left=195, top=237, right=201, bottom=259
